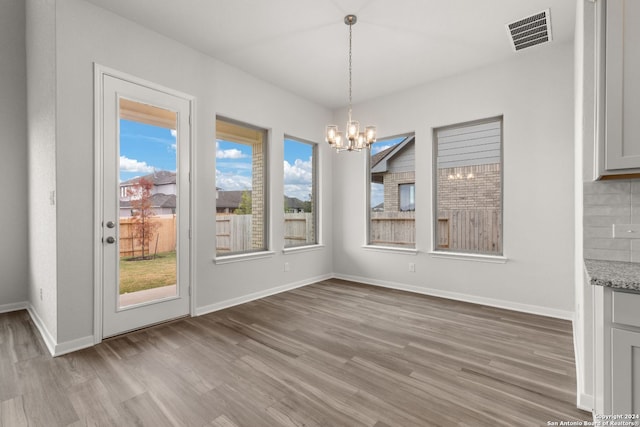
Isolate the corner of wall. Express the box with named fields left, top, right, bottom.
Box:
left=26, top=303, right=56, bottom=356
left=25, top=0, right=59, bottom=344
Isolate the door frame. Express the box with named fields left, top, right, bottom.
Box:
left=93, top=64, right=196, bottom=343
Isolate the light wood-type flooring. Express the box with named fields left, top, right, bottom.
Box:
left=0, top=279, right=590, bottom=426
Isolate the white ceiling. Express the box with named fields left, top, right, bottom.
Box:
left=84, top=0, right=576, bottom=109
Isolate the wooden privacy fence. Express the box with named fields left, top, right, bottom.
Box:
left=119, top=214, right=176, bottom=258
left=370, top=211, right=415, bottom=247
left=437, top=209, right=501, bottom=254
left=215, top=213, right=314, bottom=253
left=284, top=212, right=314, bottom=247
left=216, top=214, right=252, bottom=253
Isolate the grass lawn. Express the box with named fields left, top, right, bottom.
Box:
left=119, top=251, right=176, bottom=294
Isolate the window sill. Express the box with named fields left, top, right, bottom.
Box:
left=283, top=244, right=325, bottom=254
left=214, top=251, right=276, bottom=265
left=362, top=245, right=418, bottom=255
left=428, top=251, right=507, bottom=264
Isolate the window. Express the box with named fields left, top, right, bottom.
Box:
left=215, top=117, right=268, bottom=256
left=283, top=137, right=317, bottom=248
left=434, top=117, right=503, bottom=255
left=399, top=183, right=415, bottom=211
left=368, top=134, right=416, bottom=248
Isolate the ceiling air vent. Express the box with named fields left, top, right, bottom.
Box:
left=506, top=9, right=552, bottom=52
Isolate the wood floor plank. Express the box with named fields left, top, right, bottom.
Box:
left=0, top=395, right=28, bottom=427
left=0, top=280, right=591, bottom=426
left=66, top=378, right=126, bottom=426
left=119, top=392, right=179, bottom=427
left=210, top=414, right=241, bottom=427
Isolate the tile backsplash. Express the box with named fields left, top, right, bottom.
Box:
left=584, top=180, right=640, bottom=262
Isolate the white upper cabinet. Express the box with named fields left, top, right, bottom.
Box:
left=597, top=0, right=640, bottom=177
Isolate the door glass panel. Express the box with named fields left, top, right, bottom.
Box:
left=118, top=98, right=178, bottom=308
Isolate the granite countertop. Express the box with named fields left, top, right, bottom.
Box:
left=584, top=259, right=640, bottom=292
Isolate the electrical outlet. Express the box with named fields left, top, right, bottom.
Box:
left=284, top=262, right=290, bottom=272
left=409, top=263, right=415, bottom=272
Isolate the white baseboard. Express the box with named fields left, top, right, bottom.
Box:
left=26, top=304, right=94, bottom=357
left=54, top=335, right=95, bottom=357
left=333, top=273, right=575, bottom=320
left=27, top=304, right=56, bottom=357
left=195, top=273, right=333, bottom=316
left=577, top=393, right=594, bottom=413
left=0, top=301, right=28, bottom=314
left=573, top=320, right=594, bottom=413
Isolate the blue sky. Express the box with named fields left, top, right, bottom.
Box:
left=119, top=118, right=396, bottom=206
left=216, top=137, right=313, bottom=201
left=119, top=119, right=176, bottom=182
left=370, top=136, right=406, bottom=155
left=370, top=136, right=407, bottom=208
left=283, top=139, right=313, bottom=201
left=119, top=119, right=313, bottom=201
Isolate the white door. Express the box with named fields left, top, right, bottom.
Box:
left=99, top=71, right=191, bottom=338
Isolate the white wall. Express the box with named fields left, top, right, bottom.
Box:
left=25, top=0, right=58, bottom=342
left=332, top=41, right=576, bottom=318
left=52, top=0, right=333, bottom=344
left=0, top=0, right=29, bottom=311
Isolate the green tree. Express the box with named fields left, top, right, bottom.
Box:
left=302, top=193, right=312, bottom=213
left=234, top=190, right=252, bottom=214
left=127, top=177, right=160, bottom=259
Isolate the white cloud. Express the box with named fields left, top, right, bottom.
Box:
left=284, top=157, right=312, bottom=200
left=284, top=158, right=312, bottom=185
left=216, top=141, right=247, bottom=159
left=215, top=169, right=252, bottom=191
left=170, top=130, right=177, bottom=152
left=119, top=156, right=155, bottom=174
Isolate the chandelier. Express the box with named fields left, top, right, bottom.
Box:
left=326, top=15, right=376, bottom=152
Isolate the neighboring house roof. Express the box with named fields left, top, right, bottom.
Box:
left=215, top=191, right=306, bottom=211
left=371, top=136, right=415, bottom=174
left=216, top=190, right=246, bottom=209
left=370, top=145, right=396, bottom=170
left=284, top=196, right=306, bottom=211
left=121, top=193, right=176, bottom=209
left=121, top=170, right=176, bottom=186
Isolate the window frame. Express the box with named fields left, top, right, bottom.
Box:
left=432, top=116, right=504, bottom=257
left=214, top=116, right=270, bottom=258
left=283, top=135, right=319, bottom=249
left=366, top=133, right=417, bottom=250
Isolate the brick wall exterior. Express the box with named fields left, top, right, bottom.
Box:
left=383, top=171, right=415, bottom=212
left=437, top=163, right=501, bottom=210
left=251, top=141, right=264, bottom=249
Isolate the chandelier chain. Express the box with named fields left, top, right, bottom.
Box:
left=348, top=19, right=353, bottom=120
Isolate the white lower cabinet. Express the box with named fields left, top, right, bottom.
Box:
left=611, top=328, right=640, bottom=414
left=594, top=286, right=640, bottom=417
